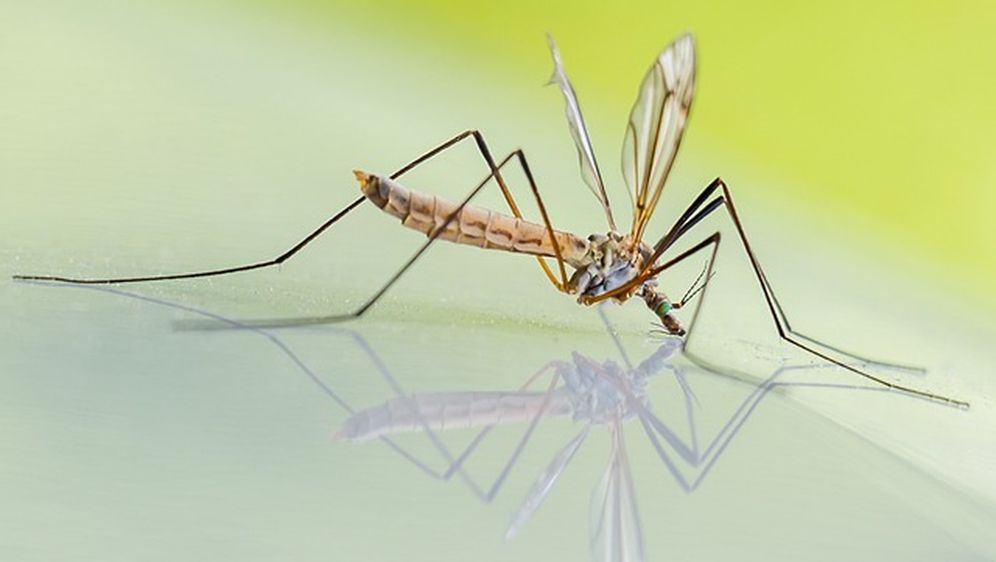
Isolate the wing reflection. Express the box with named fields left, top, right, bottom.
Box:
left=334, top=308, right=901, bottom=561
left=31, top=282, right=909, bottom=562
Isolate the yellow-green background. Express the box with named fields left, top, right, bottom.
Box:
left=242, top=0, right=996, bottom=309
left=3, top=1, right=995, bottom=561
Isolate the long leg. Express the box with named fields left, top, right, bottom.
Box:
left=12, top=197, right=366, bottom=285
left=441, top=360, right=562, bottom=481
left=219, top=148, right=560, bottom=328
left=10, top=130, right=485, bottom=284
left=640, top=180, right=968, bottom=408
left=627, top=178, right=925, bottom=373
left=332, top=146, right=574, bottom=322
left=503, top=149, right=571, bottom=290
left=62, top=283, right=483, bottom=485
left=444, top=136, right=570, bottom=290
left=10, top=130, right=527, bottom=285
left=588, top=180, right=915, bottom=372
left=404, top=131, right=567, bottom=288
left=413, top=133, right=571, bottom=291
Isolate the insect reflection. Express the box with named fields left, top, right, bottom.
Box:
left=37, top=282, right=919, bottom=562
left=336, top=310, right=908, bottom=561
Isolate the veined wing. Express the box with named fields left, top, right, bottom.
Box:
left=505, top=424, right=591, bottom=541
left=590, top=422, right=644, bottom=562
left=547, top=34, right=617, bottom=231
left=622, top=33, right=695, bottom=245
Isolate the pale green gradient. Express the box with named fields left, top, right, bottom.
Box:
left=2, top=1, right=995, bottom=561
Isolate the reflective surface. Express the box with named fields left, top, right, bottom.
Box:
left=4, top=281, right=994, bottom=561
left=2, top=1, right=995, bottom=561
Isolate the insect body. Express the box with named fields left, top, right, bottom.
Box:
left=338, top=340, right=674, bottom=443
left=341, top=34, right=699, bottom=334
left=354, top=170, right=591, bottom=267
left=355, top=170, right=675, bottom=329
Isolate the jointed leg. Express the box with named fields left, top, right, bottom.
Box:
left=643, top=178, right=967, bottom=408
left=330, top=146, right=575, bottom=322
left=16, top=129, right=572, bottom=322
left=503, top=149, right=571, bottom=291
left=647, top=179, right=925, bottom=373
left=441, top=360, right=563, bottom=483
left=399, top=129, right=571, bottom=291
left=460, top=133, right=570, bottom=291
left=11, top=130, right=489, bottom=285
left=12, top=197, right=366, bottom=285
left=222, top=147, right=566, bottom=328
left=345, top=131, right=572, bottom=320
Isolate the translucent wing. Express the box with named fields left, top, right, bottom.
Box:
left=590, top=422, right=644, bottom=562
left=622, top=34, right=696, bottom=244
left=547, top=34, right=618, bottom=231
left=505, top=424, right=591, bottom=541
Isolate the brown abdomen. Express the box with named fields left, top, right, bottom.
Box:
left=355, top=171, right=589, bottom=267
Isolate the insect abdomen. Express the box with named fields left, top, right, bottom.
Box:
left=335, top=390, right=573, bottom=441
left=355, top=171, right=588, bottom=267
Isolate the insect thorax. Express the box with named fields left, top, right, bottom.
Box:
left=566, top=232, right=655, bottom=302
left=566, top=232, right=685, bottom=335
left=560, top=353, right=648, bottom=424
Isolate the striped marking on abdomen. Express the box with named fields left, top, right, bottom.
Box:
left=355, top=171, right=588, bottom=267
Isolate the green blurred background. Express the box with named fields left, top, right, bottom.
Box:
left=3, top=2, right=995, bottom=560
left=242, top=0, right=996, bottom=309
left=6, top=0, right=995, bottom=309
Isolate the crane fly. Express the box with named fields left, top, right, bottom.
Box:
left=13, top=33, right=968, bottom=408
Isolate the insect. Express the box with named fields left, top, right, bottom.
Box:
left=13, top=33, right=967, bottom=408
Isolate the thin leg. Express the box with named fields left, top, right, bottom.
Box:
left=456, top=133, right=570, bottom=290
left=64, top=283, right=483, bottom=485
left=637, top=178, right=925, bottom=374
left=708, top=179, right=963, bottom=404
left=346, top=132, right=574, bottom=318
left=641, top=180, right=968, bottom=408
left=227, top=148, right=558, bottom=328
left=486, top=369, right=568, bottom=503
left=506, top=149, right=571, bottom=290
left=12, top=197, right=366, bottom=284
left=17, top=129, right=572, bottom=321
left=12, top=129, right=487, bottom=285
left=597, top=305, right=634, bottom=370
left=441, top=360, right=563, bottom=481
left=400, top=130, right=569, bottom=291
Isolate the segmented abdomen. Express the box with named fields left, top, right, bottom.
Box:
left=356, top=172, right=589, bottom=268
left=335, top=390, right=573, bottom=442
